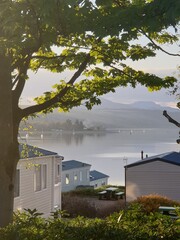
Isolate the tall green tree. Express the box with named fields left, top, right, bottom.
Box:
left=163, top=78, right=180, bottom=143
left=0, top=0, right=179, bottom=227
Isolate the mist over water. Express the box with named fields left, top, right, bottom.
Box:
left=20, top=128, right=180, bottom=186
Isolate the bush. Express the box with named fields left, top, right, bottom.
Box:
left=0, top=209, right=46, bottom=240
left=67, top=185, right=125, bottom=197
left=62, top=193, right=125, bottom=218
left=0, top=206, right=180, bottom=240
left=107, top=204, right=180, bottom=240
left=67, top=187, right=99, bottom=197
left=62, top=194, right=97, bottom=218
left=131, top=194, right=180, bottom=213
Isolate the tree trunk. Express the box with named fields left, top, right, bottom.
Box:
left=0, top=56, right=19, bottom=227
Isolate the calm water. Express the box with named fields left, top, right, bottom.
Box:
left=21, top=128, right=180, bottom=186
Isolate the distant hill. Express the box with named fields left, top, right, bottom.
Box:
left=93, top=98, right=178, bottom=112
left=25, top=98, right=179, bottom=130
left=130, top=101, right=173, bottom=110
left=21, top=98, right=178, bottom=112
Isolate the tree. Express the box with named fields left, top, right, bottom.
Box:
left=163, top=79, right=180, bottom=143
left=0, top=0, right=179, bottom=227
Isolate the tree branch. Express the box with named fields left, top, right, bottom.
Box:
left=163, top=110, right=180, bottom=128
left=21, top=86, right=69, bottom=118
left=25, top=0, right=42, bottom=47
left=12, top=56, right=31, bottom=105
left=12, top=78, right=26, bottom=107
left=31, top=55, right=66, bottom=60
left=67, top=53, right=91, bottom=85
left=12, top=0, right=44, bottom=103
left=20, top=53, right=91, bottom=118
left=139, top=29, right=180, bottom=57
left=12, top=74, right=19, bottom=89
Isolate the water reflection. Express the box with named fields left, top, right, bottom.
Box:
left=20, top=130, right=106, bottom=146
left=19, top=128, right=179, bottom=185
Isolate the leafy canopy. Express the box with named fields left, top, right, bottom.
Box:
left=0, top=0, right=179, bottom=117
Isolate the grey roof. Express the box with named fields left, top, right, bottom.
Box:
left=62, top=160, right=91, bottom=171
left=19, top=144, right=59, bottom=159
left=90, top=170, right=109, bottom=181
left=126, top=151, right=180, bottom=168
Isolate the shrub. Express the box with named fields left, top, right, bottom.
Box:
left=62, top=194, right=97, bottom=218
left=108, top=204, right=180, bottom=240
left=62, top=193, right=125, bottom=218
left=67, top=185, right=125, bottom=197
left=131, top=194, right=180, bottom=213
left=0, top=206, right=180, bottom=240
left=67, top=187, right=99, bottom=197
left=0, top=209, right=46, bottom=240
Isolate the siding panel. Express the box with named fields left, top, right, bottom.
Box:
left=62, top=166, right=91, bottom=192
left=14, top=156, right=62, bottom=217
left=126, top=161, right=180, bottom=201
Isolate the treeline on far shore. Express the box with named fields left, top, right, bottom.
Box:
left=19, top=118, right=105, bottom=132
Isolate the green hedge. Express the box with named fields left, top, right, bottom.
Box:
left=131, top=194, right=180, bottom=213
left=66, top=185, right=125, bottom=197
left=0, top=205, right=180, bottom=240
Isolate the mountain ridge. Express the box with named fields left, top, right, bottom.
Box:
left=30, top=100, right=179, bottom=130
left=22, top=98, right=179, bottom=130
left=92, top=98, right=178, bottom=112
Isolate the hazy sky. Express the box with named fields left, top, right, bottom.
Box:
left=21, top=41, right=179, bottom=108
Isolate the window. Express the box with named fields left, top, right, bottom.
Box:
left=80, top=171, right=82, bottom=182
left=65, top=174, right=70, bottom=185
left=34, top=164, right=47, bottom=192
left=42, top=165, right=47, bottom=189
left=86, top=170, right=89, bottom=180
left=14, top=169, right=20, bottom=197
left=102, top=181, right=105, bottom=186
left=34, top=165, right=41, bottom=191
left=74, top=173, right=78, bottom=181
left=57, top=164, right=60, bottom=176
left=55, top=163, right=61, bottom=184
